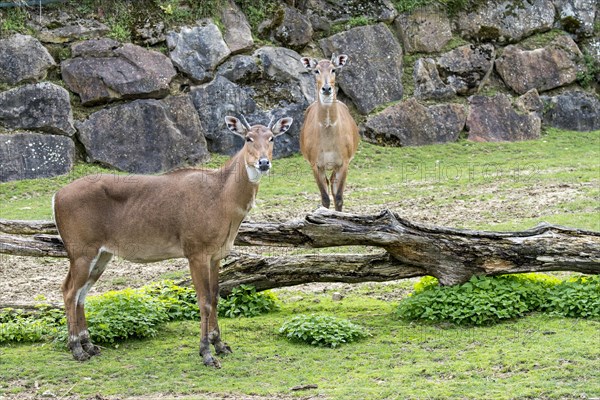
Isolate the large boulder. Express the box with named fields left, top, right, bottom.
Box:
left=393, top=7, right=453, bottom=53
left=413, top=58, right=456, bottom=100
left=495, top=35, right=583, bottom=94
left=361, top=99, right=466, bottom=146
left=303, top=0, right=397, bottom=23
left=466, top=94, right=541, bottom=142
left=541, top=91, right=600, bottom=131
left=217, top=55, right=262, bottom=84
left=436, top=44, right=496, bottom=95
left=77, top=96, right=209, bottom=173
left=166, top=20, right=231, bottom=83
left=254, top=46, right=314, bottom=104
left=0, top=82, right=75, bottom=136
left=0, top=132, right=75, bottom=182
left=552, top=0, right=597, bottom=38
left=190, top=76, right=257, bottom=156
left=0, top=34, right=56, bottom=85
left=320, top=23, right=403, bottom=114
left=270, top=6, right=314, bottom=50
left=62, top=40, right=176, bottom=106
left=220, top=0, right=254, bottom=54
left=456, top=0, right=555, bottom=43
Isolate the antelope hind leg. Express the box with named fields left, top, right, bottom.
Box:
left=208, top=260, right=232, bottom=356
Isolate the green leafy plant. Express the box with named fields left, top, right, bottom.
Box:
left=85, top=289, right=169, bottom=343
left=396, top=274, right=556, bottom=325
left=218, top=284, right=279, bottom=318
left=142, top=280, right=199, bottom=321
left=279, top=314, right=368, bottom=348
left=542, top=275, right=600, bottom=319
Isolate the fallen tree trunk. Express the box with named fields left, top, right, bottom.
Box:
left=1, top=209, right=599, bottom=289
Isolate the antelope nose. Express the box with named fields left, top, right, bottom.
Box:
left=258, top=158, right=271, bottom=172
left=322, top=85, right=332, bottom=95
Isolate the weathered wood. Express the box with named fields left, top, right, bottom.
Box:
left=0, top=219, right=58, bottom=235
left=1, top=209, right=599, bottom=287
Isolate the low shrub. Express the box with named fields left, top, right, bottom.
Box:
left=218, top=284, right=279, bottom=318
left=542, top=275, right=600, bottom=319
left=396, top=274, right=558, bottom=325
left=142, top=280, right=199, bottom=321
left=85, top=289, right=169, bottom=343
left=0, top=305, right=64, bottom=343
left=279, top=314, right=368, bottom=348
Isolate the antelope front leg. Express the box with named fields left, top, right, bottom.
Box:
left=331, top=164, right=349, bottom=212
left=208, top=260, right=232, bottom=356
left=188, top=254, right=220, bottom=368
left=312, top=165, right=331, bottom=208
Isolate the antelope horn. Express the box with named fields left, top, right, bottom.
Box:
left=239, top=114, right=252, bottom=130
left=267, top=116, right=275, bottom=130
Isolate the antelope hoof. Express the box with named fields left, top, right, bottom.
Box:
left=215, top=341, right=233, bottom=355
left=202, top=353, right=221, bottom=368
left=82, top=342, right=101, bottom=357
left=71, top=347, right=91, bottom=362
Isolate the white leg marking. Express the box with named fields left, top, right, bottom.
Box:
left=76, top=247, right=113, bottom=306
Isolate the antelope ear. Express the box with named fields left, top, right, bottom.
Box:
left=225, top=116, right=247, bottom=138
left=332, top=54, right=348, bottom=68
left=301, top=57, right=318, bottom=70
left=271, top=117, right=293, bottom=136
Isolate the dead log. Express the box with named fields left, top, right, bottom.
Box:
left=1, top=209, right=599, bottom=288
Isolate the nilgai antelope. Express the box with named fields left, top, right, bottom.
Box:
left=53, top=115, right=293, bottom=367
left=300, top=54, right=360, bottom=211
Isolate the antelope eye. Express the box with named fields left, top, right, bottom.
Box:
left=314, top=70, right=320, bottom=74
left=245, top=137, right=253, bottom=142
left=331, top=69, right=336, bottom=74
left=268, top=136, right=274, bottom=142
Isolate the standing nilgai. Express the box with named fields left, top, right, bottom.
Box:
left=300, top=54, right=360, bottom=211
left=53, top=115, right=292, bottom=367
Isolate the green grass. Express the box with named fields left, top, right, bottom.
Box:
left=1, top=293, right=599, bottom=399
left=2, top=129, right=599, bottom=232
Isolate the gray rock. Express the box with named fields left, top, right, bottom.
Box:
left=436, top=44, right=495, bottom=96
left=393, top=7, right=453, bottom=53
left=37, top=19, right=109, bottom=43
left=495, top=35, right=583, bottom=94
left=457, top=0, right=555, bottom=43
left=552, top=0, right=597, bottom=38
left=541, top=91, right=600, bottom=131
left=190, top=76, right=257, bottom=155
left=217, top=55, right=262, bottom=84
left=71, top=38, right=120, bottom=58
left=466, top=94, right=541, bottom=142
left=305, top=0, right=397, bottom=23
left=77, top=96, right=209, bottom=173
left=167, top=20, right=231, bottom=83
left=0, top=82, right=75, bottom=136
left=254, top=46, right=314, bottom=103
left=0, top=34, right=56, bottom=85
left=272, top=6, right=313, bottom=50
left=320, top=23, right=403, bottom=114
left=221, top=0, right=253, bottom=54
left=62, top=42, right=176, bottom=106
left=515, top=89, right=544, bottom=113
left=135, top=21, right=166, bottom=46
left=362, top=99, right=466, bottom=146
left=413, top=58, right=456, bottom=100
left=0, top=132, right=75, bottom=182
left=332, top=292, right=343, bottom=301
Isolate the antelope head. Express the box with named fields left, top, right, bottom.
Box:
left=225, top=115, right=293, bottom=182
left=301, top=54, right=348, bottom=105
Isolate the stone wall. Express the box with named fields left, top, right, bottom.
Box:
left=0, top=0, right=598, bottom=181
